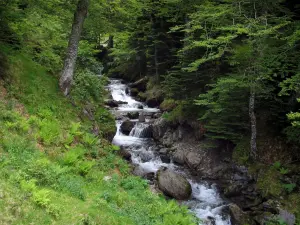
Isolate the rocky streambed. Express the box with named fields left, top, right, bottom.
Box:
left=106, top=79, right=295, bottom=225
left=107, top=79, right=232, bottom=225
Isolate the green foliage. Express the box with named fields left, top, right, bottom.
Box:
left=37, top=118, right=62, bottom=145
left=196, top=77, right=249, bottom=141
left=71, top=69, right=105, bottom=104
left=233, top=138, right=251, bottom=165
left=282, top=183, right=297, bottom=194
left=160, top=99, right=177, bottom=111
left=62, top=146, right=86, bottom=166
left=257, top=167, right=284, bottom=197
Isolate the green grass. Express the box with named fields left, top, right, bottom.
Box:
left=0, top=45, right=197, bottom=225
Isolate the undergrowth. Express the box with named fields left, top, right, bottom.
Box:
left=0, top=45, right=197, bottom=225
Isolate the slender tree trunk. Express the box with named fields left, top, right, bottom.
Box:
left=60, top=0, right=89, bottom=96
left=249, top=87, right=257, bottom=159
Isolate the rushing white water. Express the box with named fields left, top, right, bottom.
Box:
left=108, top=79, right=231, bottom=225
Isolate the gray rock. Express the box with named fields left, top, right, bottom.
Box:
left=159, top=148, right=168, bottom=154
left=139, top=151, right=154, bottom=162
left=157, top=169, right=192, bottom=200
left=185, top=151, right=202, bottom=170
left=138, top=113, right=146, bottom=122
left=105, top=100, right=127, bottom=108
left=152, top=118, right=170, bottom=141
left=172, top=149, right=185, bottom=165
left=229, top=204, right=255, bottom=225
left=120, top=120, right=134, bottom=135
left=132, top=166, right=147, bottom=177
left=127, top=112, right=139, bottom=119
left=160, top=155, right=171, bottom=163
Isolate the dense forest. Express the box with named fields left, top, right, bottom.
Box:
left=0, top=0, right=300, bottom=224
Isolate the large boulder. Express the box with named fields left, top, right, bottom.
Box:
left=184, top=151, right=202, bottom=170
left=120, top=120, right=134, bottom=135
left=229, top=204, right=255, bottom=225
left=172, top=149, right=185, bottom=165
left=146, top=97, right=162, bottom=108
left=152, top=118, right=170, bottom=141
left=157, top=169, right=192, bottom=200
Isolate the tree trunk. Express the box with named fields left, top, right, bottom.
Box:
left=249, top=88, right=257, bottom=159
left=60, top=0, right=89, bottom=96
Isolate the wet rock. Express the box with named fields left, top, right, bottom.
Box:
left=138, top=113, right=146, bottom=122
left=207, top=217, right=216, bottom=225
left=159, top=148, right=168, bottom=155
left=138, top=105, right=144, bottom=109
left=105, top=100, right=127, bottom=108
left=139, top=151, right=154, bottom=162
left=120, top=120, right=135, bottom=135
left=157, top=169, right=192, bottom=200
left=153, top=113, right=162, bottom=119
left=106, top=100, right=118, bottom=108
left=185, top=152, right=202, bottom=170
left=152, top=118, right=170, bottom=141
left=229, top=204, right=255, bottom=225
left=172, top=149, right=185, bottom=165
left=146, top=98, right=161, bottom=108
left=224, top=184, right=243, bottom=198
left=125, top=87, right=130, bottom=94
left=127, top=112, right=139, bottom=119
left=118, top=147, right=131, bottom=161
left=132, top=166, right=147, bottom=177
left=160, top=155, right=171, bottom=163
left=144, top=172, right=155, bottom=181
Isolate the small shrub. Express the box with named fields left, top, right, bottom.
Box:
left=82, top=133, right=99, bottom=147
left=71, top=69, right=104, bottom=104
left=20, top=179, right=37, bottom=193
left=282, top=183, right=296, bottom=193
left=32, top=189, right=60, bottom=218
left=121, top=176, right=147, bottom=191
left=62, top=146, right=86, bottom=166
left=76, top=160, right=96, bottom=176
left=38, top=118, right=62, bottom=145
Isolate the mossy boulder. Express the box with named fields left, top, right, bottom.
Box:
left=157, top=168, right=192, bottom=200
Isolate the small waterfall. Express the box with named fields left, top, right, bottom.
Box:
left=129, top=123, right=152, bottom=138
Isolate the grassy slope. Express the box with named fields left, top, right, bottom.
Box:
left=0, top=47, right=197, bottom=225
